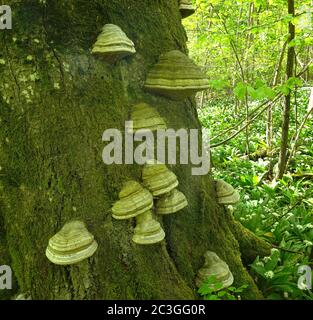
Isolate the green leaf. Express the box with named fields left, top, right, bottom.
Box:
left=209, top=79, right=229, bottom=90
left=277, top=85, right=290, bottom=96
left=234, top=82, right=247, bottom=100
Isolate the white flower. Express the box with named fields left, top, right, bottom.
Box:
left=256, top=262, right=264, bottom=267
left=251, top=200, right=258, bottom=207
left=283, top=292, right=289, bottom=299
left=264, top=271, right=274, bottom=279
left=263, top=256, right=271, bottom=263
left=271, top=248, right=279, bottom=254
left=296, top=225, right=304, bottom=231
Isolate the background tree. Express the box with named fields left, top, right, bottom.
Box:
left=277, top=0, right=295, bottom=179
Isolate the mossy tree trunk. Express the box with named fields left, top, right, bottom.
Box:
left=0, top=0, right=270, bottom=300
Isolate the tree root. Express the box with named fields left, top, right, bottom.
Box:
left=231, top=220, right=271, bottom=266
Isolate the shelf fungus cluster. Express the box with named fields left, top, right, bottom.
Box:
left=142, top=160, right=178, bottom=197
left=112, top=181, right=165, bottom=245
left=92, top=24, right=136, bottom=63
left=111, top=162, right=188, bottom=245
left=179, top=0, right=195, bottom=19
left=45, top=221, right=98, bottom=265
left=215, top=179, right=240, bottom=205
left=143, top=160, right=188, bottom=215
left=144, top=50, right=209, bottom=100
left=128, top=103, right=167, bottom=133
left=196, top=251, right=234, bottom=290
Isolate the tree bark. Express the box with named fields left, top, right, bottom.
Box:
left=0, top=0, right=270, bottom=300
left=277, top=0, right=295, bottom=179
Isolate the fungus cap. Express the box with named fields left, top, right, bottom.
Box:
left=112, top=181, right=153, bottom=220
left=179, top=0, right=195, bottom=19
left=142, top=160, right=178, bottom=197
left=92, top=24, right=136, bottom=63
left=217, top=189, right=240, bottom=205
left=156, top=189, right=188, bottom=214
left=215, top=179, right=236, bottom=197
left=45, top=221, right=98, bottom=265
left=144, top=50, right=209, bottom=100
left=132, top=210, right=165, bottom=245
left=128, top=103, right=167, bottom=133
left=195, top=251, right=234, bottom=289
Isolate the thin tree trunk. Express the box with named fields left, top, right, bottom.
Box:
left=286, top=88, right=313, bottom=170
left=266, top=39, right=288, bottom=152
left=277, top=0, right=295, bottom=179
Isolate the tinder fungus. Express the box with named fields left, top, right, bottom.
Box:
left=179, top=0, right=195, bottom=18
left=46, top=221, right=98, bottom=265
left=132, top=210, right=165, bottom=245
left=128, top=103, right=167, bottom=133
left=196, top=251, right=234, bottom=289
left=91, top=24, right=136, bottom=63
left=142, top=160, right=178, bottom=197
left=215, top=179, right=240, bottom=205
left=156, top=189, right=188, bottom=214
left=112, top=181, right=153, bottom=220
left=144, top=50, right=209, bottom=100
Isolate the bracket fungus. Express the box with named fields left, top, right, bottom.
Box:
left=14, top=293, right=32, bottom=300
left=142, top=160, right=178, bottom=197
left=179, top=0, right=195, bottom=19
left=156, top=188, right=188, bottom=214
left=91, top=24, right=136, bottom=63
left=45, top=221, right=98, bottom=265
left=195, top=251, right=234, bottom=290
left=112, top=181, right=153, bottom=220
left=128, top=103, right=167, bottom=133
left=144, top=50, right=209, bottom=100
left=132, top=210, right=165, bottom=245
left=215, top=179, right=240, bottom=205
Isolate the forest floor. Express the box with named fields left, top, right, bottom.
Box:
left=199, top=88, right=313, bottom=300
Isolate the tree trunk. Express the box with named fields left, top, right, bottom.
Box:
left=0, top=0, right=270, bottom=300
left=267, top=39, right=288, bottom=152
left=277, top=0, right=295, bottom=179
